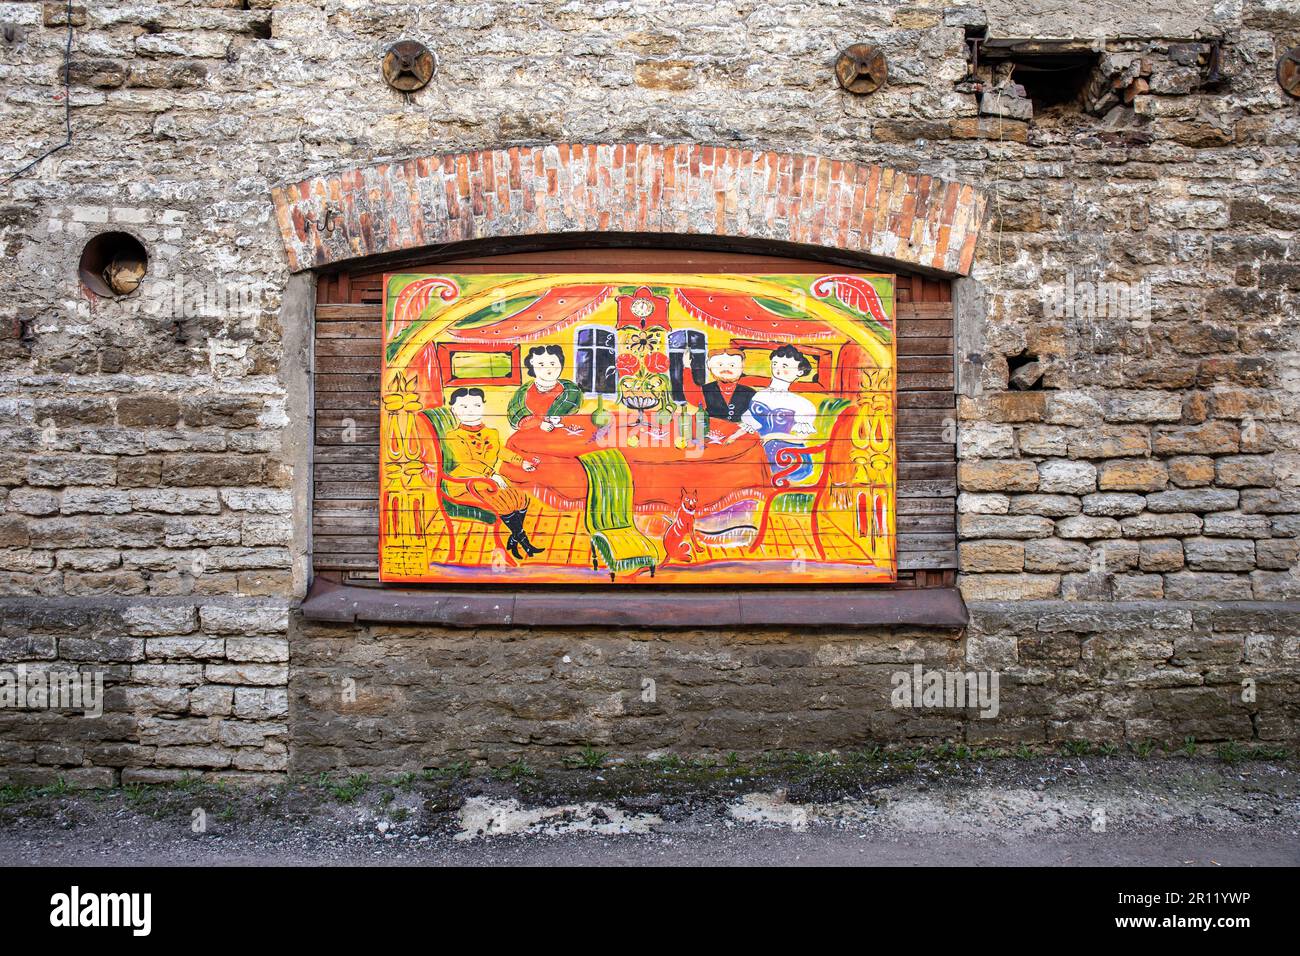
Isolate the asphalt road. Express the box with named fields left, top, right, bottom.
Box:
left=4, top=825, right=1296, bottom=867
left=2, top=757, right=1296, bottom=867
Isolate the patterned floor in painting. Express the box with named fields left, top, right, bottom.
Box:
left=432, top=498, right=875, bottom=570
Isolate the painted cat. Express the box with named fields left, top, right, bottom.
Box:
left=661, top=488, right=699, bottom=565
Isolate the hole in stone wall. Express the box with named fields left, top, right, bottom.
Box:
left=1007, top=55, right=1097, bottom=109
left=78, top=231, right=148, bottom=298
left=249, top=18, right=271, bottom=40
left=1007, top=350, right=1046, bottom=390
left=970, top=40, right=1101, bottom=122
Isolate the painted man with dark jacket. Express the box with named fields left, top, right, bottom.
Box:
left=683, top=347, right=755, bottom=423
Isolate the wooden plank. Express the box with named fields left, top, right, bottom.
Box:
left=897, top=337, right=954, bottom=356
left=898, top=479, right=957, bottom=497
left=314, top=552, right=380, bottom=571
left=896, top=425, right=953, bottom=441
left=898, top=461, right=955, bottom=480
left=331, top=365, right=950, bottom=385
left=318, top=501, right=953, bottom=527
left=314, top=514, right=378, bottom=535
left=896, top=497, right=955, bottom=515
left=316, top=339, right=383, bottom=357
left=897, top=372, right=954, bottom=390
left=898, top=392, right=955, bottom=408
left=314, top=444, right=379, bottom=463
left=314, top=481, right=378, bottom=499
left=896, top=302, right=954, bottom=319
left=897, top=442, right=955, bottom=461
left=896, top=407, right=955, bottom=425
left=315, top=427, right=379, bottom=445
left=315, top=498, right=379, bottom=515
left=317, top=373, right=381, bottom=392
left=898, top=532, right=956, bottom=551
left=323, top=475, right=961, bottom=505
left=898, top=550, right=957, bottom=569
left=316, top=304, right=381, bottom=320
left=897, top=514, right=955, bottom=533
left=315, top=392, right=380, bottom=411
left=322, top=551, right=955, bottom=572
left=314, top=535, right=378, bottom=554
left=898, top=356, right=953, bottom=373
left=895, top=319, right=953, bottom=337
left=317, top=322, right=381, bottom=339
left=323, top=352, right=957, bottom=377
left=318, top=495, right=951, bottom=523
left=321, top=440, right=950, bottom=476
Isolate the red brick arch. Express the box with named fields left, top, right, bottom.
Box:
left=271, top=144, right=987, bottom=275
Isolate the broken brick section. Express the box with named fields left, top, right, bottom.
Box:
left=271, top=144, right=988, bottom=277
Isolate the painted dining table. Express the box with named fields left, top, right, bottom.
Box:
left=500, top=411, right=772, bottom=509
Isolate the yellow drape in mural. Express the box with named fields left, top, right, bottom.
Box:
left=379, top=273, right=897, bottom=584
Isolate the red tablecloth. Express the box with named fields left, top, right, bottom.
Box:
left=501, top=411, right=771, bottom=509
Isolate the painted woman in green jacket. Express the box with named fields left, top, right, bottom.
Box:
left=507, top=345, right=584, bottom=430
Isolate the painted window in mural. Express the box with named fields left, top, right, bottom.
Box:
left=573, top=325, right=617, bottom=397
left=380, top=273, right=896, bottom=585
left=668, top=329, right=708, bottom=402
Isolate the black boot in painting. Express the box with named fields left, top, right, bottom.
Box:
left=501, top=508, right=543, bottom=558
left=501, top=509, right=541, bottom=560
left=517, top=509, right=543, bottom=556
left=501, top=510, right=524, bottom=560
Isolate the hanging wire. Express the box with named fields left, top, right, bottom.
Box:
left=3, top=0, right=74, bottom=185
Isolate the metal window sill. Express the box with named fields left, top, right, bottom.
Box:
left=299, top=578, right=968, bottom=631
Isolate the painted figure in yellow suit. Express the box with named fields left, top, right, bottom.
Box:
left=445, top=387, right=542, bottom=560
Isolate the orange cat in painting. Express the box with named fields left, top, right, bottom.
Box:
left=661, top=488, right=699, bottom=565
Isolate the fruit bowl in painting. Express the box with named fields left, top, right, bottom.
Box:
left=620, top=390, right=660, bottom=425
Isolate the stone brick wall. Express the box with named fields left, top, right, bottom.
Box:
left=1, top=1, right=1297, bottom=781
left=292, top=602, right=1298, bottom=771
left=1, top=598, right=289, bottom=785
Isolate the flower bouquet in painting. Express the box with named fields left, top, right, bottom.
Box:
left=615, top=339, right=670, bottom=427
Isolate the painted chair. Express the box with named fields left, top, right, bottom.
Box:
left=748, top=399, right=855, bottom=561
left=578, top=449, right=659, bottom=581
left=419, top=407, right=509, bottom=564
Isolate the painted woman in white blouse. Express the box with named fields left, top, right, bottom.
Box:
left=734, top=344, right=817, bottom=441
left=727, top=345, right=817, bottom=481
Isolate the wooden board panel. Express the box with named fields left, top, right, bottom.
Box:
left=313, top=251, right=956, bottom=586
left=379, top=271, right=898, bottom=585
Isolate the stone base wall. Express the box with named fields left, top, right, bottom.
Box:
left=0, top=597, right=291, bottom=786
left=2, top=597, right=1296, bottom=785
left=287, top=602, right=1299, bottom=774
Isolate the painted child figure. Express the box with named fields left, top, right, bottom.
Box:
left=445, top=387, right=542, bottom=560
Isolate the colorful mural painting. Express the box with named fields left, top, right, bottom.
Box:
left=379, top=273, right=897, bottom=584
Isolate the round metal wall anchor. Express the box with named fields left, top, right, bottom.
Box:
left=835, top=44, right=888, bottom=95
left=382, top=40, right=436, bottom=92
left=1279, top=47, right=1300, bottom=99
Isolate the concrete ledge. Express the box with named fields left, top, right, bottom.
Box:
left=298, top=578, right=970, bottom=630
